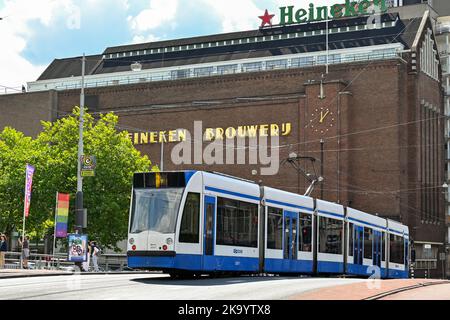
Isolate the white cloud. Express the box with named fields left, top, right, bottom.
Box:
left=200, top=0, right=262, bottom=33
left=129, top=0, right=178, bottom=31
left=0, top=0, right=81, bottom=89
left=0, top=0, right=130, bottom=90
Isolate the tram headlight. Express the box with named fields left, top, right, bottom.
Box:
left=129, top=238, right=135, bottom=245
left=166, top=238, right=173, bottom=245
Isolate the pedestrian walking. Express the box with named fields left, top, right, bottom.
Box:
left=0, top=234, right=8, bottom=269
left=90, top=241, right=100, bottom=272
left=82, top=244, right=91, bottom=272
left=18, top=236, right=30, bottom=269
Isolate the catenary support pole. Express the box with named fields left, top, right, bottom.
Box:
left=320, top=139, right=324, bottom=200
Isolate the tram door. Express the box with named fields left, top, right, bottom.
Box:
left=283, top=211, right=298, bottom=264
left=353, top=226, right=364, bottom=265
left=373, top=231, right=382, bottom=268
left=203, top=196, right=216, bottom=257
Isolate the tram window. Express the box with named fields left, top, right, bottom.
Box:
left=390, top=234, right=405, bottom=264
left=364, top=228, right=373, bottom=260
left=179, top=193, right=200, bottom=243
left=349, top=223, right=354, bottom=256
left=299, top=213, right=312, bottom=252
left=267, top=207, right=283, bottom=250
left=216, top=197, right=258, bottom=248
left=382, top=232, right=386, bottom=261
left=319, top=217, right=343, bottom=254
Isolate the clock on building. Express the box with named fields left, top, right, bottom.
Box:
left=309, top=107, right=335, bottom=135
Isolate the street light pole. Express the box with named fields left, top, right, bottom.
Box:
left=75, top=54, right=86, bottom=234
left=320, top=139, right=324, bottom=199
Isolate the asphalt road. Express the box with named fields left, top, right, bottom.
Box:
left=0, top=274, right=367, bottom=300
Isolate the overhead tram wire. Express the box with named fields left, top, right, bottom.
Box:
left=1, top=97, right=448, bottom=156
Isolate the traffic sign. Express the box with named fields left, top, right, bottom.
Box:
left=81, top=155, right=96, bottom=177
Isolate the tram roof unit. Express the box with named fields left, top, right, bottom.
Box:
left=263, top=186, right=314, bottom=214
left=346, top=207, right=388, bottom=231
left=202, top=171, right=260, bottom=202
left=316, top=199, right=345, bottom=220
left=37, top=13, right=421, bottom=81
left=387, top=219, right=410, bottom=237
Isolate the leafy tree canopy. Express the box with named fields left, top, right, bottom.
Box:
left=0, top=108, right=154, bottom=251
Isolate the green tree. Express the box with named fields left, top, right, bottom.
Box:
left=0, top=108, right=153, bottom=251
left=35, top=108, right=152, bottom=250
left=0, top=127, right=46, bottom=238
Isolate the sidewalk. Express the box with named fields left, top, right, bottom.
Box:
left=0, top=268, right=158, bottom=279
left=290, top=279, right=450, bottom=300
left=0, top=269, right=72, bottom=279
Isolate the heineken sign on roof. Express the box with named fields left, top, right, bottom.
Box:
left=259, top=0, right=388, bottom=27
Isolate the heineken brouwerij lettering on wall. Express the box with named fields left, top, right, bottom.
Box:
left=130, top=123, right=292, bottom=146
left=259, top=0, right=388, bottom=27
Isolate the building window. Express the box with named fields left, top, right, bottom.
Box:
left=291, top=56, right=314, bottom=67
left=194, top=67, right=214, bottom=77
left=318, top=217, right=343, bottom=254
left=267, top=207, right=283, bottom=250
left=217, top=64, right=238, bottom=75
left=171, top=69, right=190, bottom=79
left=299, top=213, right=312, bottom=252
left=216, top=197, right=258, bottom=248
left=243, top=62, right=262, bottom=72
left=179, top=193, right=200, bottom=243
left=266, top=59, right=288, bottom=70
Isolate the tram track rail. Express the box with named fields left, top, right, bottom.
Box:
left=364, top=281, right=450, bottom=300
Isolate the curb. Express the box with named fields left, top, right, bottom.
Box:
left=0, top=271, right=160, bottom=280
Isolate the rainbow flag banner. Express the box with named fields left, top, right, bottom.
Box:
left=55, top=193, right=70, bottom=238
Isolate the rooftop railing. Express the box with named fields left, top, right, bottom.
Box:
left=30, top=51, right=403, bottom=92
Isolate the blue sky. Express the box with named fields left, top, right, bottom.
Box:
left=0, top=0, right=329, bottom=89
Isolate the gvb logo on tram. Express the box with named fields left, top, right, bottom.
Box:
left=127, top=171, right=410, bottom=279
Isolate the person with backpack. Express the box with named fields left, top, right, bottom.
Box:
left=90, top=241, right=100, bottom=272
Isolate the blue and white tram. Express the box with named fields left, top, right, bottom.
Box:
left=346, top=208, right=388, bottom=277
left=127, top=171, right=410, bottom=279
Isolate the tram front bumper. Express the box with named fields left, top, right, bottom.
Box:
left=127, top=251, right=177, bottom=270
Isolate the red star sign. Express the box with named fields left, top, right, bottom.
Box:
left=259, top=9, right=275, bottom=28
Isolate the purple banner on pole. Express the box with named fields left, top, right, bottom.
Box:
left=24, top=164, right=35, bottom=218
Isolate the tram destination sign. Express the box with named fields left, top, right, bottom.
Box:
left=259, top=0, right=388, bottom=28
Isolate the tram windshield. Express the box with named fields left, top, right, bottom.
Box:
left=130, top=188, right=184, bottom=234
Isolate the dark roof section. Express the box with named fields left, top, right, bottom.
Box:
left=36, top=13, right=423, bottom=81
left=95, top=14, right=419, bottom=75
left=103, top=13, right=401, bottom=55
left=37, top=55, right=103, bottom=81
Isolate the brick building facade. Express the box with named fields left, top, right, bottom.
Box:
left=0, top=10, right=447, bottom=277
